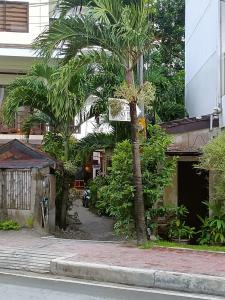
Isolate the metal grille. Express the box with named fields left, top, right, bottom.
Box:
left=0, top=170, right=31, bottom=210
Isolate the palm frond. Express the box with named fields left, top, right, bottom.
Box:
left=21, top=112, right=54, bottom=137
left=35, top=0, right=154, bottom=72
left=75, top=132, right=116, bottom=157
left=2, top=76, right=50, bottom=125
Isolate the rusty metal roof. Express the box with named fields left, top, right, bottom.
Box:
left=166, top=146, right=202, bottom=156
left=0, top=139, right=59, bottom=169
left=0, top=159, right=56, bottom=169
left=161, top=115, right=219, bottom=134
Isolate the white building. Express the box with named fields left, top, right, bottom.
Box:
left=185, top=0, right=225, bottom=127
left=0, top=0, right=54, bottom=143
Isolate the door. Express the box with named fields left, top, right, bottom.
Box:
left=178, top=161, right=209, bottom=231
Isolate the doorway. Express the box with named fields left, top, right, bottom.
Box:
left=178, top=161, right=209, bottom=231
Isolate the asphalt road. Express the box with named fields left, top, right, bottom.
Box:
left=0, top=273, right=224, bottom=300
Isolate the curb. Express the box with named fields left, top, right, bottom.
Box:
left=50, top=259, right=225, bottom=297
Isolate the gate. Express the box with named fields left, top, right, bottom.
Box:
left=0, top=170, right=31, bottom=210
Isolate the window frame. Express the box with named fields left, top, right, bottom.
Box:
left=0, top=1, right=29, bottom=33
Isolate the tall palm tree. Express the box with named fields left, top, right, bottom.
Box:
left=36, top=0, right=154, bottom=243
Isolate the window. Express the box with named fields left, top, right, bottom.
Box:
left=0, top=1, right=29, bottom=32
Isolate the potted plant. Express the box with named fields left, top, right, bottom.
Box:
left=198, top=201, right=225, bottom=245
left=145, top=204, right=177, bottom=240
left=169, top=220, right=195, bottom=244
left=169, top=205, right=195, bottom=244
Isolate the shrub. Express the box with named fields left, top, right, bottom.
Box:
left=198, top=201, right=225, bottom=245
left=95, top=125, right=176, bottom=238
left=197, top=132, right=225, bottom=245
left=0, top=220, right=20, bottom=231
left=199, top=131, right=225, bottom=204
left=26, top=215, right=34, bottom=229
left=89, top=176, right=109, bottom=213
left=168, top=205, right=195, bottom=242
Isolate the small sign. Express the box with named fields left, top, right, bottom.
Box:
left=108, top=98, right=141, bottom=122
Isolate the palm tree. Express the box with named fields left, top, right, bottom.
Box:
left=2, top=61, right=90, bottom=227
left=2, top=61, right=90, bottom=158
left=36, top=0, right=154, bottom=243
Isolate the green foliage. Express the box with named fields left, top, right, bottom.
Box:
left=75, top=133, right=116, bottom=159
left=142, top=125, right=176, bottom=208
left=169, top=222, right=195, bottom=242
left=88, top=176, right=108, bottom=213
left=141, top=240, right=225, bottom=253
left=146, top=0, right=185, bottom=121
left=36, top=0, right=154, bottom=70
left=198, top=201, right=225, bottom=245
left=145, top=204, right=176, bottom=237
left=93, top=125, right=176, bottom=238
left=169, top=205, right=195, bottom=242
left=198, top=132, right=225, bottom=244
left=96, top=140, right=134, bottom=237
left=26, top=215, right=34, bottom=229
left=199, top=131, right=225, bottom=204
left=42, top=132, right=64, bottom=160
left=145, top=205, right=176, bottom=221
left=199, top=131, right=225, bottom=173
left=0, top=220, right=20, bottom=231
left=87, top=59, right=125, bottom=119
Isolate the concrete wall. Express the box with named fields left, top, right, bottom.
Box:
left=163, top=127, right=219, bottom=206
left=185, top=0, right=220, bottom=117
left=171, top=127, right=219, bottom=151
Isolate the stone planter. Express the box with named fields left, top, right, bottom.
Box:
left=172, top=238, right=190, bottom=245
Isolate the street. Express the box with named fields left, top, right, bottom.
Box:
left=0, top=272, right=224, bottom=300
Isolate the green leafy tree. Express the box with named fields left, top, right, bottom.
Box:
left=146, top=0, right=185, bottom=121
left=36, top=0, right=156, bottom=243
left=95, top=125, right=176, bottom=238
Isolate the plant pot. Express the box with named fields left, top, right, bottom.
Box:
left=158, top=223, right=169, bottom=240
left=172, top=238, right=190, bottom=245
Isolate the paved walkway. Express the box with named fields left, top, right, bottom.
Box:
left=0, top=230, right=225, bottom=277
left=66, top=199, right=117, bottom=241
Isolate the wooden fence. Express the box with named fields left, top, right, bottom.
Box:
left=0, top=170, right=31, bottom=210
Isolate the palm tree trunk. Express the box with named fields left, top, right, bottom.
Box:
left=60, top=170, right=70, bottom=229
left=60, top=132, right=70, bottom=228
left=126, top=69, right=147, bottom=244
left=64, top=136, right=70, bottom=161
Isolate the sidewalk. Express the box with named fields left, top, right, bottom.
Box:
left=1, top=230, right=225, bottom=296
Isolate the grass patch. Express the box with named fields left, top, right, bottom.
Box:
left=140, top=240, right=225, bottom=253
left=0, top=220, right=21, bottom=231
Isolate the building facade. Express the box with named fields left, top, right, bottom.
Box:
left=0, top=0, right=54, bottom=144
left=185, top=0, right=225, bottom=126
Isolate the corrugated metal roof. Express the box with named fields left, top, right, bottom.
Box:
left=0, top=139, right=59, bottom=169
left=166, top=146, right=202, bottom=156
left=0, top=159, right=56, bottom=169
left=161, top=115, right=219, bottom=134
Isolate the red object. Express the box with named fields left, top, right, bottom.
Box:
left=74, top=180, right=85, bottom=189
